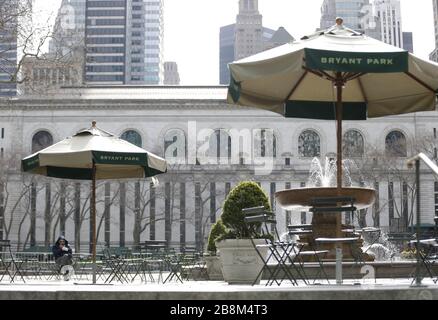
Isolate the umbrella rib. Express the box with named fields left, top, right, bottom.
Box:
left=303, top=66, right=336, bottom=82
left=320, top=70, right=336, bottom=82
left=345, top=72, right=366, bottom=82
left=285, top=70, right=308, bottom=102
left=302, top=67, right=323, bottom=79
left=404, top=72, right=436, bottom=93
left=343, top=72, right=352, bottom=79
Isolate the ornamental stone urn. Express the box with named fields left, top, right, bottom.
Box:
left=216, top=239, right=268, bottom=285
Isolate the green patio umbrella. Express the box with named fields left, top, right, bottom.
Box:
left=227, top=21, right=438, bottom=189
left=21, top=121, right=167, bottom=283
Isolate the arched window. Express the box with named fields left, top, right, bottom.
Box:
left=385, top=130, right=407, bottom=157
left=343, top=130, right=364, bottom=157
left=254, top=129, right=277, bottom=158
left=298, top=130, right=320, bottom=158
left=164, top=129, right=186, bottom=162
left=121, top=130, right=142, bottom=148
left=32, top=130, right=53, bottom=153
left=209, top=129, right=231, bottom=163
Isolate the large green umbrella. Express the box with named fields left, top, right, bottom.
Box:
left=227, top=21, right=438, bottom=189
left=22, top=121, right=167, bottom=283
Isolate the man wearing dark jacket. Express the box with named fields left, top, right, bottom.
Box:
left=52, top=236, right=73, bottom=269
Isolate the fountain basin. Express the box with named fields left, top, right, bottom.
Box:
left=275, top=187, right=376, bottom=210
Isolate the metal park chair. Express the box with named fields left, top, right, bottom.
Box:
left=286, top=226, right=330, bottom=285
left=409, top=238, right=438, bottom=285
left=0, top=240, right=25, bottom=283
left=179, top=248, right=209, bottom=281
left=243, top=206, right=305, bottom=286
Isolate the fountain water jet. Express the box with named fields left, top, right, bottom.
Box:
left=277, top=158, right=376, bottom=211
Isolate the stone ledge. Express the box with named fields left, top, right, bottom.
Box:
left=0, top=282, right=437, bottom=300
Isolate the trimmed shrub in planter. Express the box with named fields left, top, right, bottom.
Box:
left=205, top=219, right=226, bottom=280
left=207, top=219, right=226, bottom=255
left=216, top=181, right=272, bottom=284
left=219, top=181, right=271, bottom=240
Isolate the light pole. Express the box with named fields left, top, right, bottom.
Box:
left=434, top=216, right=438, bottom=238
left=414, top=159, right=422, bottom=286
left=406, top=153, right=438, bottom=287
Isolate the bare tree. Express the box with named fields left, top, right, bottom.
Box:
left=95, top=182, right=120, bottom=247
left=0, top=0, right=85, bottom=94
left=414, top=130, right=438, bottom=164
left=0, top=152, right=42, bottom=247
left=352, top=139, right=418, bottom=232
left=183, top=168, right=228, bottom=251
left=124, top=180, right=165, bottom=249
left=0, top=0, right=52, bottom=85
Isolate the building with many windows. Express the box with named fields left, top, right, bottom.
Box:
left=320, top=0, right=370, bottom=32
left=1, top=86, right=437, bottom=251
left=219, top=24, right=237, bottom=85
left=322, top=0, right=411, bottom=52
left=402, top=32, right=413, bottom=53
left=234, top=0, right=264, bottom=61
left=49, top=0, right=86, bottom=57
left=163, top=61, right=180, bottom=85
left=85, top=0, right=163, bottom=85
left=0, top=0, right=18, bottom=97
left=372, top=0, right=403, bottom=48
left=430, top=0, right=438, bottom=62
left=219, top=0, right=292, bottom=84
left=18, top=0, right=86, bottom=95
left=264, top=27, right=295, bottom=51
left=20, top=53, right=84, bottom=95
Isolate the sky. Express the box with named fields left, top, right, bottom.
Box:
left=34, top=0, right=435, bottom=85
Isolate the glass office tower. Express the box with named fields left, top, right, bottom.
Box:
left=85, top=0, right=163, bottom=85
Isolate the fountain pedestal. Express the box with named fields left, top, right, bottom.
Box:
left=306, top=212, right=370, bottom=261
left=276, top=187, right=376, bottom=261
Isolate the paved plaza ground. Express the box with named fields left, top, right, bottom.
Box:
left=1, top=276, right=438, bottom=300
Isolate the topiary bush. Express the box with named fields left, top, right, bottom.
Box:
left=219, top=181, right=271, bottom=239
left=207, top=219, right=226, bottom=255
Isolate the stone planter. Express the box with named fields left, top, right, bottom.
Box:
left=216, top=239, right=267, bottom=285
left=204, top=255, right=223, bottom=281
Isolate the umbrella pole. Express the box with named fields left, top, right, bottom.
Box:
left=335, top=72, right=344, bottom=192
left=91, top=162, right=97, bottom=284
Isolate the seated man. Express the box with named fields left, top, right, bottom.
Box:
left=52, top=236, right=74, bottom=280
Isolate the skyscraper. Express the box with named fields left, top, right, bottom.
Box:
left=128, top=0, right=163, bottom=84
left=321, top=0, right=407, bottom=50
left=18, top=0, right=87, bottom=94
left=402, top=32, right=413, bottom=53
left=219, top=24, right=236, bottom=85
left=320, top=0, right=337, bottom=29
left=234, top=0, right=263, bottom=61
left=49, top=0, right=86, bottom=57
left=373, top=0, right=403, bottom=48
left=85, top=0, right=163, bottom=85
left=264, top=27, right=295, bottom=51
left=430, top=0, right=438, bottom=62
left=219, top=0, right=285, bottom=85
left=320, top=0, right=370, bottom=32
left=0, top=0, right=18, bottom=97
left=360, top=2, right=381, bottom=39
left=163, top=61, right=180, bottom=85
left=85, top=0, right=127, bottom=84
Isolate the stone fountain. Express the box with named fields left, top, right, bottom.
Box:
left=276, top=158, right=376, bottom=261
